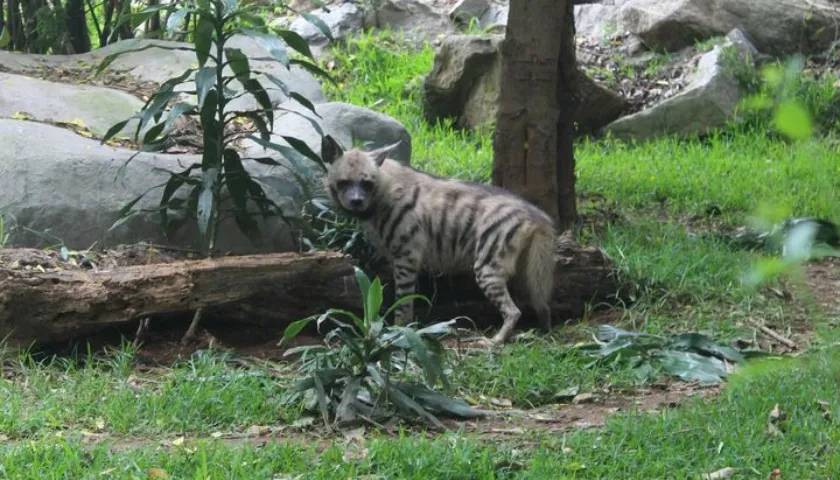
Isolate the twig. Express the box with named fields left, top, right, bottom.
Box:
left=746, top=319, right=797, bottom=349
left=181, top=308, right=203, bottom=345
left=132, top=317, right=150, bottom=348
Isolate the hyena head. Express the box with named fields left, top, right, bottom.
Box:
left=321, top=135, right=401, bottom=218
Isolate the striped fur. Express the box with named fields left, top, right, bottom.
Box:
left=322, top=136, right=556, bottom=344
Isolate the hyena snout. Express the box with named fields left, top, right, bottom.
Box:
left=338, top=181, right=375, bottom=213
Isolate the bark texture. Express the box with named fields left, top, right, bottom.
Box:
left=1, top=239, right=616, bottom=345
left=492, top=0, right=579, bottom=231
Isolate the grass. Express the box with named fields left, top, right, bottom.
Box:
left=0, top=348, right=298, bottom=438
left=323, top=30, right=494, bottom=181
left=2, top=347, right=838, bottom=478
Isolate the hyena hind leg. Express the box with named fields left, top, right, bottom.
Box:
left=474, top=265, right=521, bottom=344
left=391, top=257, right=420, bottom=326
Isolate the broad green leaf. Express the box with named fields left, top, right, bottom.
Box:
left=290, top=58, right=335, bottom=83
left=353, top=267, right=372, bottom=304
left=161, top=102, right=195, bottom=135
left=658, top=350, right=728, bottom=384
left=159, top=164, right=200, bottom=234
left=773, top=100, right=813, bottom=140
left=415, top=320, right=456, bottom=337
left=397, top=327, right=443, bottom=386
left=395, top=382, right=484, bottom=418
left=196, top=168, right=218, bottom=237
left=108, top=191, right=150, bottom=232
left=97, top=44, right=194, bottom=75
left=282, top=317, right=315, bottom=344
left=282, top=135, right=323, bottom=165
left=224, top=149, right=260, bottom=237
left=384, top=380, right=445, bottom=429
left=195, top=15, right=215, bottom=67
left=365, top=277, right=384, bottom=328
left=288, top=91, right=321, bottom=117
left=142, top=122, right=167, bottom=145
left=195, top=66, right=217, bottom=108
left=242, top=78, right=274, bottom=126
left=382, top=294, right=430, bottom=321
left=101, top=118, right=132, bottom=144
left=668, top=333, right=745, bottom=363
left=312, top=373, right=331, bottom=429
left=275, top=30, right=314, bottom=60
left=301, top=12, right=335, bottom=42
left=336, top=377, right=362, bottom=423
left=225, top=47, right=251, bottom=83
left=242, top=29, right=289, bottom=66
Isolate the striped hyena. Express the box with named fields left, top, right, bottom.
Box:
left=321, top=135, right=556, bottom=344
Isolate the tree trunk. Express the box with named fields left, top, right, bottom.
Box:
left=65, top=0, right=91, bottom=53
left=20, top=0, right=44, bottom=53
left=101, top=0, right=116, bottom=45
left=0, top=0, right=6, bottom=41
left=492, top=0, right=579, bottom=232
left=147, top=0, right=161, bottom=36
left=6, top=0, right=25, bottom=51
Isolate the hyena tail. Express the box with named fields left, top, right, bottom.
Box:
left=524, top=224, right=556, bottom=331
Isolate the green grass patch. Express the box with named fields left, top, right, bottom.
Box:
left=577, top=131, right=840, bottom=224
left=323, top=30, right=493, bottom=181
left=452, top=336, right=640, bottom=407
left=0, top=348, right=298, bottom=438
left=3, top=348, right=838, bottom=478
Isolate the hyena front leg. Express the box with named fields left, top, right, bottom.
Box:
left=391, top=253, right=421, bottom=326
left=474, top=263, right=521, bottom=345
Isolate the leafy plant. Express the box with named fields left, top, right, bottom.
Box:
left=281, top=267, right=483, bottom=429
left=100, top=0, right=331, bottom=254
left=296, top=197, right=379, bottom=267
left=579, top=325, right=761, bottom=384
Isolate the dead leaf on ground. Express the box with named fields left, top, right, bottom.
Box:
left=147, top=467, right=170, bottom=479
left=246, top=425, right=273, bottom=436
left=768, top=468, right=782, bottom=479
left=767, top=403, right=787, bottom=437
left=816, top=400, right=832, bottom=421
left=489, top=397, right=513, bottom=408
left=342, top=426, right=366, bottom=444
left=170, top=436, right=185, bottom=447
left=703, top=467, right=736, bottom=479
left=573, top=392, right=596, bottom=404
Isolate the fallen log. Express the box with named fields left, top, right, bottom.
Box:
left=0, top=250, right=355, bottom=344
left=0, top=238, right=617, bottom=345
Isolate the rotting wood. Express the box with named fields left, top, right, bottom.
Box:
left=0, top=238, right=617, bottom=345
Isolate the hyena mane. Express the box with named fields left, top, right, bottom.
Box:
left=321, top=135, right=556, bottom=344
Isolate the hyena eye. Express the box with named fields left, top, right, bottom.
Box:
left=336, top=180, right=351, bottom=190
left=360, top=180, right=375, bottom=192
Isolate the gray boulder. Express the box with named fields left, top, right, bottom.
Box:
left=0, top=72, right=143, bottom=138
left=449, top=0, right=509, bottom=32
left=0, top=119, right=301, bottom=253
left=290, top=2, right=365, bottom=47
left=574, top=2, right=621, bottom=42
left=424, top=34, right=628, bottom=132
left=0, top=37, right=325, bottom=108
left=604, top=29, right=756, bottom=140
left=618, top=0, right=840, bottom=56
left=371, top=0, right=456, bottom=43
left=244, top=101, right=412, bottom=167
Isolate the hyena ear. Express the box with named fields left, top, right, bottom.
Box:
left=368, top=140, right=402, bottom=166
left=321, top=135, right=344, bottom=165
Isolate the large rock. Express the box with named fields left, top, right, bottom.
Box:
left=424, top=34, right=502, bottom=126
left=0, top=36, right=325, bottom=108
left=618, top=0, right=840, bottom=56
left=604, top=29, right=757, bottom=140
left=371, top=0, right=456, bottom=43
left=245, top=101, right=412, bottom=167
left=0, top=119, right=303, bottom=253
left=424, top=34, right=628, bottom=132
left=290, top=2, right=365, bottom=47
left=574, top=2, right=621, bottom=42
left=0, top=73, right=143, bottom=138
left=449, top=0, right=509, bottom=32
